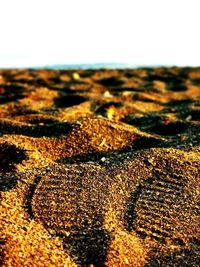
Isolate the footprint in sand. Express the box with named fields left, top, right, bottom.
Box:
left=30, top=149, right=200, bottom=266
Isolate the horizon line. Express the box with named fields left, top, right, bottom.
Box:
left=0, top=62, right=199, bottom=70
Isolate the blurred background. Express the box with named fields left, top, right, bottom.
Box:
left=0, top=0, right=199, bottom=68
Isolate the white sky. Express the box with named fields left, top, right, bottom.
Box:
left=0, top=0, right=199, bottom=68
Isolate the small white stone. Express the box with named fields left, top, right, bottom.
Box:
left=103, top=90, right=113, bottom=98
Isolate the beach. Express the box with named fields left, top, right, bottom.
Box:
left=0, top=67, right=200, bottom=266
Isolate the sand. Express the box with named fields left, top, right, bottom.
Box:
left=0, top=67, right=200, bottom=266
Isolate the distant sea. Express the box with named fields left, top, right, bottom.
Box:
left=43, top=63, right=175, bottom=70
left=44, top=63, right=140, bottom=70
left=0, top=63, right=182, bottom=70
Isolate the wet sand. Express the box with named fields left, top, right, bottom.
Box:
left=0, top=67, right=200, bottom=266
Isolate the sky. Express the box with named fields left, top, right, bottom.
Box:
left=0, top=0, right=199, bottom=68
